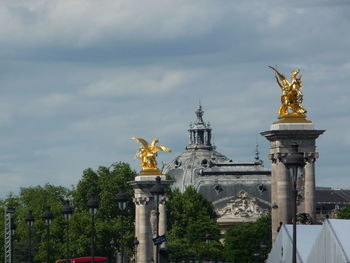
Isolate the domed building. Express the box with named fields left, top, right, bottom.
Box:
left=162, top=105, right=272, bottom=231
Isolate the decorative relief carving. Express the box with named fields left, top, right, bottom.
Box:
left=297, top=170, right=305, bottom=205
left=150, top=209, right=157, bottom=236
left=296, top=213, right=312, bottom=224
left=216, top=190, right=268, bottom=219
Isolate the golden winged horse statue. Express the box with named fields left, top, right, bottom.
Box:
left=132, top=137, right=172, bottom=175
left=269, top=66, right=309, bottom=122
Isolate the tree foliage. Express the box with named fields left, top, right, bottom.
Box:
left=337, top=205, right=350, bottom=219
left=223, top=214, right=272, bottom=262
left=0, top=184, right=70, bottom=263
left=166, top=187, right=223, bottom=261
left=70, top=162, right=136, bottom=260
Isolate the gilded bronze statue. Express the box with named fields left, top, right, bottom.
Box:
left=132, top=137, right=171, bottom=175
left=269, top=66, right=307, bottom=118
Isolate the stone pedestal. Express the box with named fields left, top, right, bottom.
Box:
left=261, top=122, right=324, bottom=242
left=129, top=175, right=173, bottom=263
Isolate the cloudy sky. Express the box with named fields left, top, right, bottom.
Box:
left=0, top=0, right=349, bottom=197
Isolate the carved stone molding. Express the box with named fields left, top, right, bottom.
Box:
left=216, top=190, right=268, bottom=219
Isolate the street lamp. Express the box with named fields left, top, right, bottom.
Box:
left=25, top=210, right=35, bottom=263
left=205, top=234, right=211, bottom=244
left=280, top=147, right=305, bottom=263
left=116, top=187, right=128, bottom=263
left=42, top=206, right=54, bottom=263
left=87, top=195, right=98, bottom=263
left=62, top=200, right=74, bottom=263
left=150, top=176, right=165, bottom=263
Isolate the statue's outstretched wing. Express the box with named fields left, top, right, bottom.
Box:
left=132, top=137, right=149, bottom=149
left=156, top=145, right=172, bottom=152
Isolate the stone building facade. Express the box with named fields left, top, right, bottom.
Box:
left=162, top=105, right=271, bottom=232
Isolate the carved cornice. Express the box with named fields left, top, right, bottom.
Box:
left=261, top=129, right=325, bottom=142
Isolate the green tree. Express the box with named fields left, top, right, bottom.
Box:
left=166, top=187, right=223, bottom=261
left=70, top=162, right=136, bottom=260
left=0, top=184, right=71, bottom=263
left=223, top=214, right=272, bottom=263
left=0, top=162, right=137, bottom=263
left=337, top=205, right=350, bottom=219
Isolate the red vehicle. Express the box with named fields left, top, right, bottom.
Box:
left=70, top=257, right=108, bottom=263
left=56, top=257, right=108, bottom=263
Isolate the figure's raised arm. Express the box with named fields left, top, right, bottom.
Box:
left=269, top=66, right=287, bottom=89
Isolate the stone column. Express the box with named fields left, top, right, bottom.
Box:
left=159, top=197, right=167, bottom=249
left=135, top=197, right=152, bottom=263
left=130, top=175, right=173, bottom=263
left=276, top=155, right=291, bottom=224
left=304, top=153, right=318, bottom=223
left=269, top=154, right=279, bottom=241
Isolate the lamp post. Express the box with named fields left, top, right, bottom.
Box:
left=150, top=176, right=165, bottom=263
left=116, top=187, right=128, bottom=263
left=11, top=222, right=16, bottom=263
left=133, top=238, right=139, bottom=263
left=110, top=238, right=117, bottom=263
left=280, top=147, right=305, bottom=263
left=25, top=210, right=35, bottom=263
left=87, top=196, right=98, bottom=263
left=42, top=206, right=54, bottom=263
left=62, top=200, right=74, bottom=263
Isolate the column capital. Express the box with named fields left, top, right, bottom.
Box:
left=159, top=196, right=168, bottom=205
left=133, top=197, right=150, bottom=206
left=268, top=153, right=288, bottom=163
left=304, top=152, right=319, bottom=163
left=268, top=154, right=276, bottom=163
left=272, top=153, right=288, bottom=163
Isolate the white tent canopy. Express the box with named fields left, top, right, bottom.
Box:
left=267, top=224, right=321, bottom=263
left=308, top=219, right=350, bottom=263
left=267, top=219, right=350, bottom=263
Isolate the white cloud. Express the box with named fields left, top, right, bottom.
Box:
left=83, top=68, right=191, bottom=97
left=0, top=0, right=226, bottom=47
left=38, top=93, right=73, bottom=107
left=0, top=0, right=350, bottom=197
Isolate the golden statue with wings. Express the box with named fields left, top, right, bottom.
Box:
left=269, top=66, right=310, bottom=123
left=132, top=137, right=172, bottom=175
